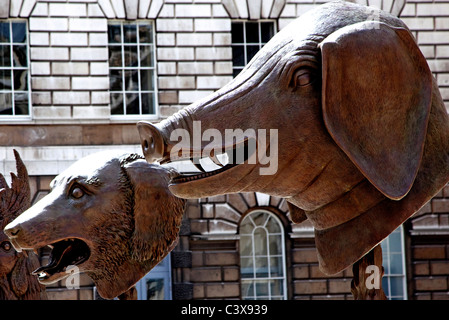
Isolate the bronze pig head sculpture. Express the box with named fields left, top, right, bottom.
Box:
left=4, top=152, right=185, bottom=299
left=138, top=2, right=449, bottom=274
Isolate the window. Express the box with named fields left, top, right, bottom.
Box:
left=381, top=225, right=407, bottom=300
left=0, top=21, right=30, bottom=117
left=239, top=210, right=287, bottom=300
left=108, top=21, right=157, bottom=118
left=231, top=21, right=275, bottom=77
left=136, top=254, right=172, bottom=300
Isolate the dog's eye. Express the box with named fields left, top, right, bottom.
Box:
left=71, top=187, right=84, bottom=199
left=292, top=68, right=314, bottom=87
left=1, top=241, right=12, bottom=252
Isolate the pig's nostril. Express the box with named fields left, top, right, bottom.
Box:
left=6, top=226, right=21, bottom=237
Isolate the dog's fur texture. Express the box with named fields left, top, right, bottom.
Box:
left=4, top=151, right=186, bottom=299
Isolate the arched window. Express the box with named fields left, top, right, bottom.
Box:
left=239, top=210, right=287, bottom=300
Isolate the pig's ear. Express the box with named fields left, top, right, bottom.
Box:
left=123, top=158, right=186, bottom=262
left=320, top=21, right=432, bottom=200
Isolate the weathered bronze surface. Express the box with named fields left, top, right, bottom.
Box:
left=0, top=150, right=47, bottom=300
left=138, top=2, right=449, bottom=275
left=4, top=152, right=185, bottom=299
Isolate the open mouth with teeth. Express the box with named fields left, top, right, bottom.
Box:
left=170, top=139, right=255, bottom=184
left=32, top=238, right=90, bottom=284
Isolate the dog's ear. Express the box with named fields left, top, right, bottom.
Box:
left=320, top=21, right=432, bottom=200
left=123, top=159, right=186, bottom=262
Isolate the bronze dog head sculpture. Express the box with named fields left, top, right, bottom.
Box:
left=4, top=151, right=185, bottom=299
left=138, top=2, right=449, bottom=274
left=0, top=150, right=47, bottom=300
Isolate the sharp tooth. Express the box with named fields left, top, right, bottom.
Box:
left=210, top=155, right=224, bottom=167
left=191, top=159, right=206, bottom=173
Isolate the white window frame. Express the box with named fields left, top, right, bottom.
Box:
left=136, top=254, right=172, bottom=300
left=231, top=20, right=276, bottom=77
left=239, top=209, right=287, bottom=300
left=108, top=20, right=158, bottom=121
left=381, top=225, right=408, bottom=300
left=0, top=19, right=31, bottom=121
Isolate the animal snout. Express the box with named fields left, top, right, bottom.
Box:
left=3, top=224, right=21, bottom=238
left=137, top=121, right=166, bottom=163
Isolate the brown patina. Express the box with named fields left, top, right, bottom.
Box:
left=138, top=2, right=449, bottom=275
left=4, top=152, right=185, bottom=299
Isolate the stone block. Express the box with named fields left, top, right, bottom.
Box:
left=196, top=47, right=232, bottom=60
left=52, top=62, right=89, bottom=75
left=72, top=76, right=109, bottom=90
left=415, top=277, right=448, bottom=291
left=417, top=3, right=449, bottom=16
left=30, top=47, right=69, bottom=61
left=157, top=47, right=195, bottom=61
left=33, top=106, right=71, bottom=119
left=69, top=18, right=107, bottom=32
left=89, top=33, right=108, bottom=46
left=194, top=19, right=231, bottom=32
left=71, top=47, right=108, bottom=61
left=91, top=91, right=110, bottom=105
left=158, top=76, right=196, bottom=89
left=158, top=62, right=177, bottom=75
left=49, top=3, right=87, bottom=17
left=29, top=17, right=68, bottom=32
left=176, top=33, right=212, bottom=46
left=31, top=62, right=50, bottom=75
left=175, top=4, right=212, bottom=17
left=197, top=76, right=232, bottom=89
left=294, top=279, right=328, bottom=295
left=32, top=92, right=52, bottom=105
left=30, top=32, right=49, bottom=46
left=90, top=62, right=109, bottom=75
left=32, top=77, right=71, bottom=90
left=72, top=106, right=110, bottom=119
left=157, top=33, right=175, bottom=46
left=178, top=62, right=213, bottom=75
left=50, top=32, right=88, bottom=46
left=179, top=90, right=214, bottom=104
left=205, top=283, right=239, bottom=298
left=156, top=18, right=193, bottom=32
left=53, top=91, right=90, bottom=105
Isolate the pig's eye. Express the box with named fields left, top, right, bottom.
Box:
left=1, top=241, right=12, bottom=252
left=71, top=186, right=84, bottom=199
left=292, top=68, right=314, bottom=87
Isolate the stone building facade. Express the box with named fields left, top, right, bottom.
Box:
left=0, top=0, right=449, bottom=300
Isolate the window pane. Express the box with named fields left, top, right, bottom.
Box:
left=0, top=69, right=11, bottom=90
left=254, top=228, right=267, bottom=255
left=261, top=22, right=275, bottom=43
left=255, top=257, right=268, bottom=277
left=245, top=22, right=259, bottom=43
left=13, top=45, right=27, bottom=67
left=124, top=70, right=138, bottom=91
left=231, top=22, right=244, bottom=43
left=14, top=92, right=28, bottom=115
left=232, top=45, right=245, bottom=67
left=0, top=45, right=11, bottom=66
left=139, top=25, right=153, bottom=44
left=141, top=92, right=154, bottom=115
left=109, top=70, right=122, bottom=91
left=255, top=280, right=269, bottom=297
left=270, top=257, right=283, bottom=277
left=252, top=211, right=268, bottom=226
left=124, top=45, right=138, bottom=67
left=0, top=22, right=10, bottom=43
left=146, top=279, right=164, bottom=300
left=108, top=24, right=122, bottom=43
left=240, top=257, right=253, bottom=279
left=140, top=69, right=154, bottom=91
left=247, top=45, right=259, bottom=63
left=12, top=22, right=26, bottom=43
left=126, top=92, right=139, bottom=114
left=110, top=93, right=123, bottom=115
left=124, top=24, right=137, bottom=43
left=269, top=235, right=282, bottom=255
left=270, top=279, right=284, bottom=296
left=14, top=70, right=27, bottom=90
left=241, top=281, right=254, bottom=298
left=140, top=45, right=153, bottom=67
left=0, top=93, right=12, bottom=114
left=109, top=46, right=122, bottom=67
left=266, top=217, right=281, bottom=233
